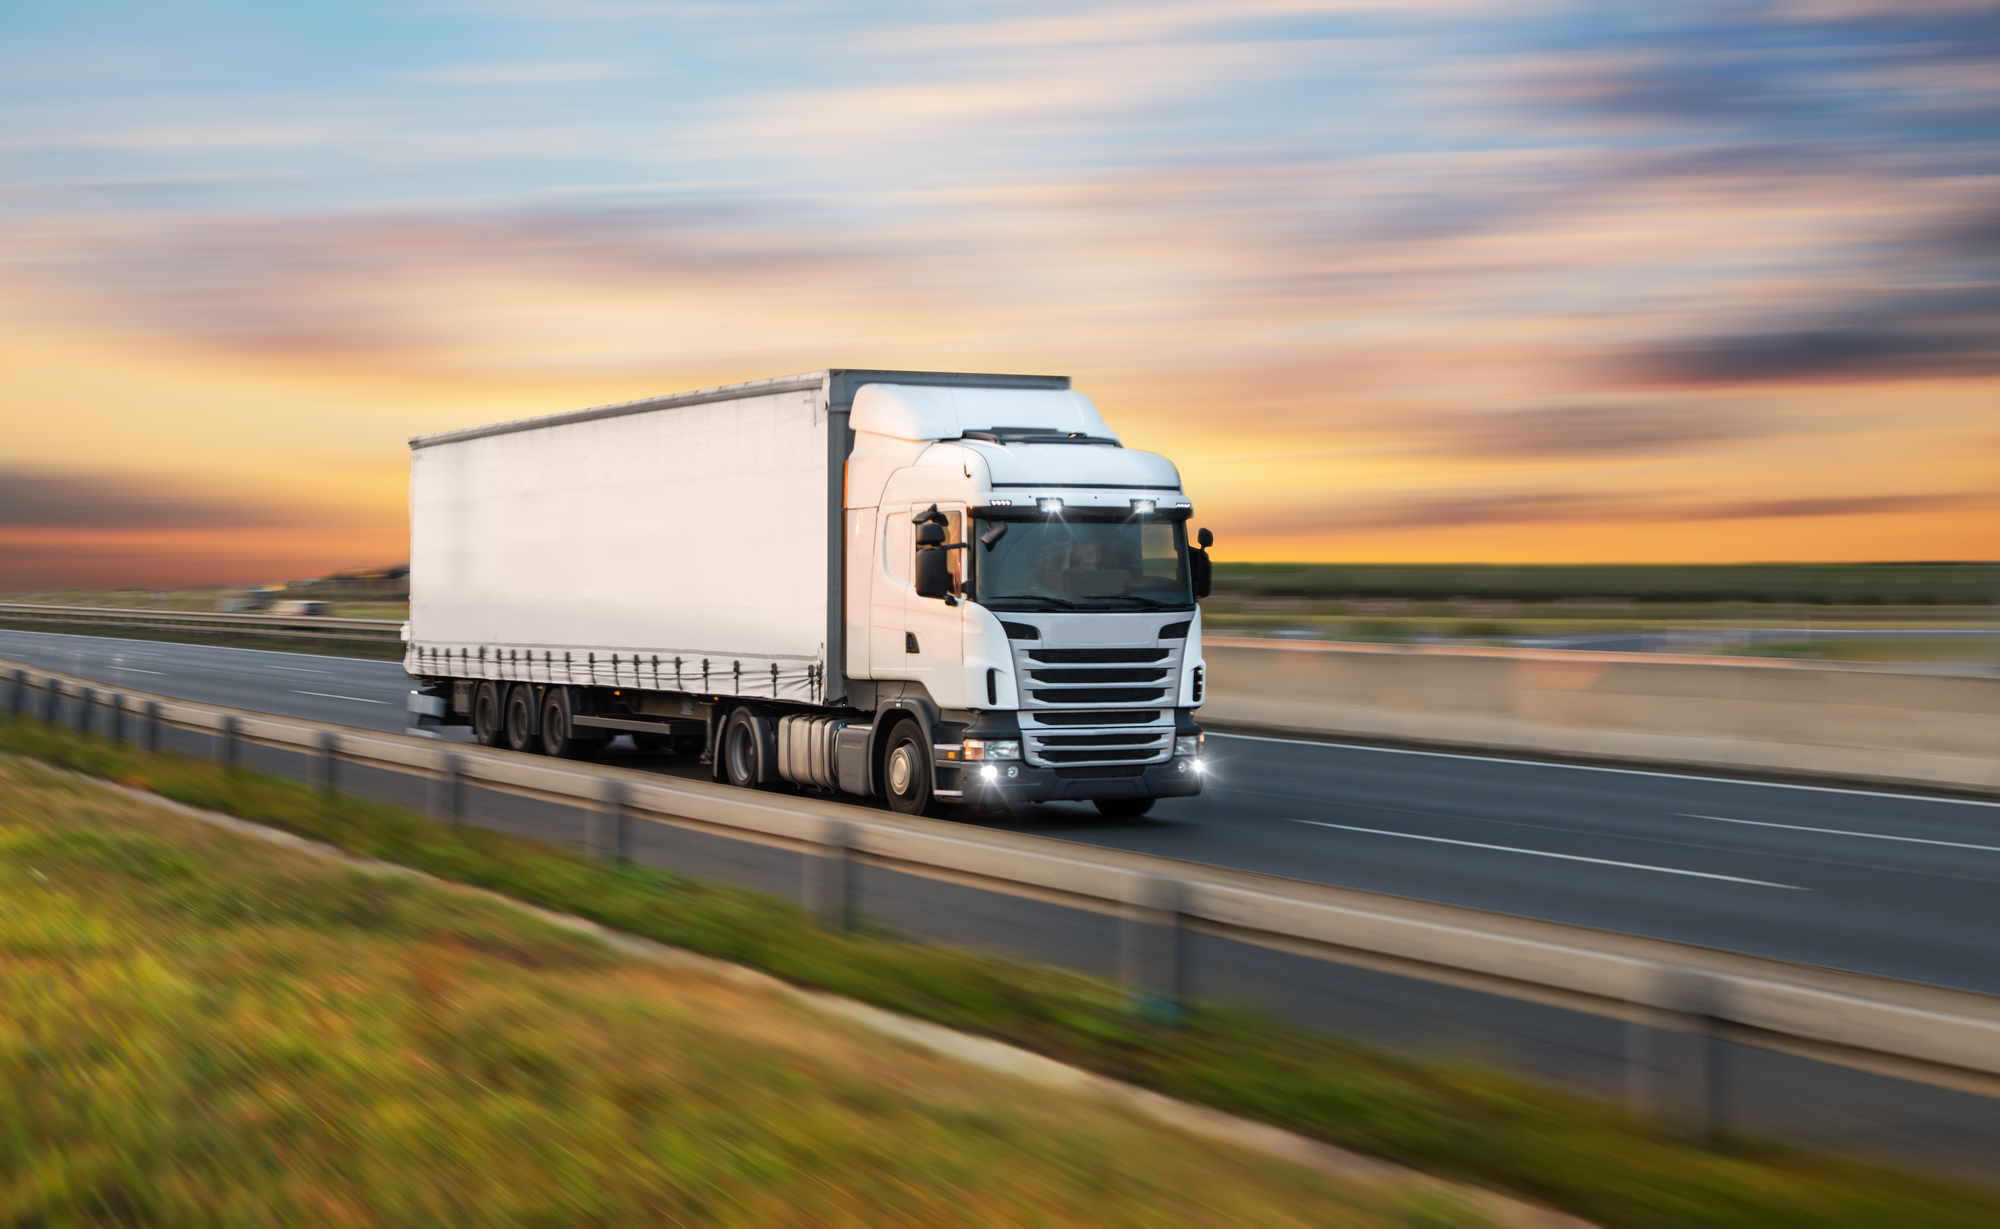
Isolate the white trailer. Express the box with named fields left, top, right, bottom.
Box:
left=406, top=369, right=1213, bottom=818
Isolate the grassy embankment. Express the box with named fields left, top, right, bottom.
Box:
left=5, top=715, right=1999, bottom=1229
left=1, top=753, right=1448, bottom=1228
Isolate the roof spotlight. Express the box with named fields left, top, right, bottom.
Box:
left=1129, top=498, right=1156, bottom=514
left=1037, top=496, right=1064, bottom=515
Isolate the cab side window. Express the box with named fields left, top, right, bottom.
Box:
left=910, top=511, right=965, bottom=592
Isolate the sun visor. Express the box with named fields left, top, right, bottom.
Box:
left=849, top=383, right=1117, bottom=443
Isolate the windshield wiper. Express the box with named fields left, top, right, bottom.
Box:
left=981, top=596, right=1079, bottom=611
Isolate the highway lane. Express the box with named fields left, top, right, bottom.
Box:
left=5, top=626, right=1997, bottom=997
left=11, top=626, right=2000, bottom=1178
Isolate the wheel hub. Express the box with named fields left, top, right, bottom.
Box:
left=888, top=746, right=913, bottom=794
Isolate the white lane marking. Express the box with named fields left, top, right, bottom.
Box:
left=265, top=665, right=331, bottom=674
left=1211, top=731, right=2000, bottom=808
left=1289, top=819, right=1804, bottom=889
left=107, top=666, right=167, bottom=674
left=1684, top=814, right=2000, bottom=853
left=290, top=690, right=389, bottom=704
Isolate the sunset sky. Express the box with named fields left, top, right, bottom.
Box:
left=4, top=0, right=1996, bottom=588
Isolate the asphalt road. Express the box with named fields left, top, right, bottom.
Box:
left=8, top=626, right=2000, bottom=1178
left=6, top=626, right=1995, bottom=996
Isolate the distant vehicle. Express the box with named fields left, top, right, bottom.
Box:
left=270, top=600, right=332, bottom=616
left=403, top=369, right=1213, bottom=819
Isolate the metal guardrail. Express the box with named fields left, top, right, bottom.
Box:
left=5, top=657, right=1999, bottom=1142
left=0, top=603, right=404, bottom=645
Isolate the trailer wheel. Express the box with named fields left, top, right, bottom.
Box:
left=471, top=681, right=506, bottom=747
left=720, top=707, right=773, bottom=788
left=882, top=721, right=936, bottom=817
left=503, top=685, right=537, bottom=753
left=539, top=688, right=605, bottom=760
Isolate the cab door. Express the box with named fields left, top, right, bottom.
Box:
left=901, top=506, right=968, bottom=707
left=870, top=506, right=914, bottom=675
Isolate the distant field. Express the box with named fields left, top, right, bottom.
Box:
left=0, top=754, right=1422, bottom=1229
left=1210, top=563, right=2000, bottom=606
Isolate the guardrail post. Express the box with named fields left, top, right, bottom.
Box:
left=428, top=751, right=462, bottom=824
left=1120, top=873, right=1185, bottom=1025
left=1628, top=966, right=1724, bottom=1145
left=7, top=668, right=23, bottom=715
left=310, top=730, right=339, bottom=795
left=802, top=817, right=853, bottom=930
left=219, top=715, right=241, bottom=767
left=109, top=693, right=125, bottom=743
left=74, top=685, right=95, bottom=735
left=40, top=676, right=60, bottom=725
left=589, top=779, right=628, bottom=864
left=142, top=700, right=160, bottom=752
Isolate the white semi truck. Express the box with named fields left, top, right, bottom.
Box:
left=403, top=369, right=1213, bottom=818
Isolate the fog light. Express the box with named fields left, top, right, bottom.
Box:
left=1194, top=758, right=1205, bottom=773
left=1006, top=764, right=1019, bottom=779
left=1037, top=496, right=1064, bottom=515
left=980, top=765, right=999, bottom=782
left=1176, top=760, right=1189, bottom=773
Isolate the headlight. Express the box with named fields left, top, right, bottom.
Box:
left=1174, top=735, right=1203, bottom=757
left=963, top=738, right=1021, bottom=761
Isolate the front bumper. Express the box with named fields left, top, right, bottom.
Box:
left=937, top=757, right=1205, bottom=804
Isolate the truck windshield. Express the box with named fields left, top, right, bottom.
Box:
left=971, top=515, right=1193, bottom=611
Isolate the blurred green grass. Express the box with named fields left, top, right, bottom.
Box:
left=6, top=716, right=2000, bottom=1228
left=2, top=754, right=1435, bottom=1228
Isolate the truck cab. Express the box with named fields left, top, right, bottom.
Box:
left=843, top=383, right=1209, bottom=817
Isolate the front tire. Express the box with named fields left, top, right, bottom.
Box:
left=882, top=721, right=936, bottom=817
left=1093, top=797, right=1155, bottom=820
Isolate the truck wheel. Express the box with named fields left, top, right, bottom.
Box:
left=539, top=689, right=604, bottom=760
left=720, top=707, right=772, bottom=789
left=1093, top=798, right=1155, bottom=820
left=882, top=721, right=936, bottom=817
left=471, top=681, right=506, bottom=747
left=503, top=685, right=537, bottom=753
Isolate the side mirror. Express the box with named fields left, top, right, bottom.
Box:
left=915, top=546, right=952, bottom=599
left=1190, top=527, right=1213, bottom=600
left=980, top=521, right=1008, bottom=550
left=1197, top=527, right=1214, bottom=549
left=917, top=522, right=946, bottom=547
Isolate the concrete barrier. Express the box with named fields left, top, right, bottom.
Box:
left=1200, top=638, right=2000, bottom=793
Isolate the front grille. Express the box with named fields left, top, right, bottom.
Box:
left=1039, top=748, right=1156, bottom=763
left=1024, top=725, right=1172, bottom=768
left=1054, top=765, right=1145, bottom=779
left=1028, top=667, right=1167, bottom=684
left=1027, top=709, right=1160, bottom=726
left=1029, top=687, right=1167, bottom=704
left=1028, top=648, right=1168, bottom=664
